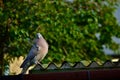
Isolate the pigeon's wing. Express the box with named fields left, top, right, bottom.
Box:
left=20, top=45, right=37, bottom=68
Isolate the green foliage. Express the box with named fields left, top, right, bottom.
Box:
left=0, top=0, right=120, bottom=65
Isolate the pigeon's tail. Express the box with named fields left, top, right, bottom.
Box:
left=20, top=62, right=31, bottom=74
left=20, top=59, right=28, bottom=68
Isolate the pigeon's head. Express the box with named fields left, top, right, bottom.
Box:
left=36, top=33, right=42, bottom=39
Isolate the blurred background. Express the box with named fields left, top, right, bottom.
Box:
left=0, top=0, right=120, bottom=75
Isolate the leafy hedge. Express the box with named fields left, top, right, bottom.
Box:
left=0, top=0, right=120, bottom=65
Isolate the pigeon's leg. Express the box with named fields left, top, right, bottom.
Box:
left=35, top=61, right=42, bottom=66
left=37, top=61, right=42, bottom=66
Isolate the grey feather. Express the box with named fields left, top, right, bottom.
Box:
left=20, top=45, right=37, bottom=68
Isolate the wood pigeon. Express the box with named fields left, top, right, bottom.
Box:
left=20, top=33, right=49, bottom=74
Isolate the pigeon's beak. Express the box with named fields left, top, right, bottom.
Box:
left=37, top=33, right=42, bottom=39
left=38, top=35, right=41, bottom=39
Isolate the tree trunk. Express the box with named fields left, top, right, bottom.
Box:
left=0, top=0, right=4, bottom=75
left=0, top=0, right=4, bottom=7
left=0, top=48, right=4, bottom=75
